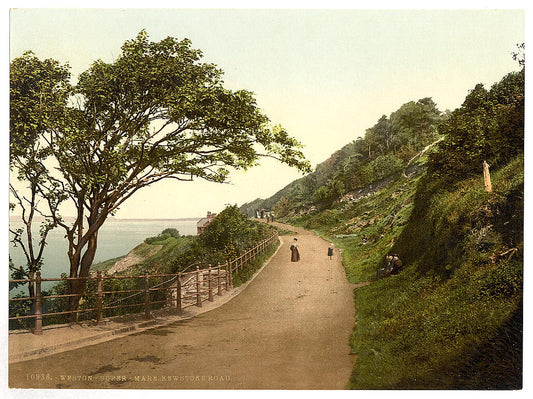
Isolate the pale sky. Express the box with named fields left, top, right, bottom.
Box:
left=7, top=3, right=526, bottom=219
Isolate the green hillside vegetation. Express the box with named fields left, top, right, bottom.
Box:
left=93, top=206, right=277, bottom=276
left=241, top=96, right=446, bottom=218
left=244, top=65, right=523, bottom=389
left=91, top=256, right=125, bottom=273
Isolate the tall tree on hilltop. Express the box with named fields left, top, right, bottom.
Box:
left=10, top=31, right=310, bottom=315
left=389, top=98, right=443, bottom=160
left=428, top=66, right=524, bottom=182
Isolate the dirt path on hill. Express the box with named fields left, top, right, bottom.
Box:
left=9, top=222, right=356, bottom=389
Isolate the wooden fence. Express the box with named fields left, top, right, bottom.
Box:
left=9, top=233, right=278, bottom=335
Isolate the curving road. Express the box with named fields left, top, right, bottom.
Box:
left=9, top=222, right=356, bottom=389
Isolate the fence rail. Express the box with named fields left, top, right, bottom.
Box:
left=9, top=233, right=278, bottom=335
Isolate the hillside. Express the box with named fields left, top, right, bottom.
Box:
left=91, top=206, right=278, bottom=276
left=241, top=67, right=524, bottom=389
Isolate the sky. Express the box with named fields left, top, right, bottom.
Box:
left=7, top=3, right=526, bottom=219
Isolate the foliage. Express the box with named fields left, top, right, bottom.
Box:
left=10, top=51, right=71, bottom=159
left=107, top=206, right=280, bottom=273
left=192, top=205, right=275, bottom=267
left=428, top=69, right=524, bottom=183
left=144, top=228, right=181, bottom=244
left=240, top=97, right=445, bottom=218
left=10, top=31, right=309, bottom=313
left=271, top=197, right=294, bottom=219
left=370, top=154, right=403, bottom=181
left=9, top=52, right=71, bottom=295
left=291, top=155, right=523, bottom=389
left=161, top=228, right=180, bottom=238
left=8, top=292, right=34, bottom=330
left=305, top=209, right=342, bottom=230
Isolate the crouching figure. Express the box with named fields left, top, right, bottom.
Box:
left=377, top=254, right=403, bottom=279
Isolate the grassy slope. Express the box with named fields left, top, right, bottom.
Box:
left=285, top=156, right=523, bottom=389
left=92, top=235, right=196, bottom=275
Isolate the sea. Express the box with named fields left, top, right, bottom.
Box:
left=8, top=218, right=201, bottom=282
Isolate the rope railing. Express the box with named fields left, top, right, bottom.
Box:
left=9, top=232, right=278, bottom=335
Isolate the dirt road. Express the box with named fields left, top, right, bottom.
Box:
left=9, top=223, right=356, bottom=389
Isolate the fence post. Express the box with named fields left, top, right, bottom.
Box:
left=96, top=271, right=104, bottom=325
left=33, top=271, right=43, bottom=335
left=217, top=264, right=223, bottom=296
left=144, top=271, right=151, bottom=320
left=196, top=266, right=202, bottom=307
left=176, top=272, right=182, bottom=313
left=208, top=266, right=214, bottom=302
left=229, top=261, right=234, bottom=289
left=225, top=262, right=230, bottom=291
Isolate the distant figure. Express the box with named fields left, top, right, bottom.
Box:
left=270, top=213, right=275, bottom=222
left=290, top=238, right=300, bottom=262
left=327, top=243, right=334, bottom=260
left=361, top=235, right=367, bottom=245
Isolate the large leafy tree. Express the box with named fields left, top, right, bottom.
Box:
left=388, top=97, right=443, bottom=160
left=10, top=31, right=310, bottom=314
left=428, top=67, right=524, bottom=182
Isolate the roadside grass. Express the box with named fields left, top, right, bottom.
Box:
left=348, top=157, right=523, bottom=389
left=350, top=257, right=521, bottom=389
left=111, top=235, right=196, bottom=275
left=231, top=239, right=280, bottom=288
left=293, top=172, right=419, bottom=283
left=275, top=227, right=298, bottom=236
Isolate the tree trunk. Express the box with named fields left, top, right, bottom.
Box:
left=68, top=231, right=99, bottom=322
left=28, top=271, right=36, bottom=320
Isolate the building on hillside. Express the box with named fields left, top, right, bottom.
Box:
left=196, top=211, right=217, bottom=235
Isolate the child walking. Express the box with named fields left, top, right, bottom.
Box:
left=327, top=243, right=334, bottom=260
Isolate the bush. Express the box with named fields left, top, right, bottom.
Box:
left=305, top=209, right=341, bottom=230
left=161, top=228, right=180, bottom=238
left=144, top=228, right=180, bottom=245
left=371, top=154, right=403, bottom=180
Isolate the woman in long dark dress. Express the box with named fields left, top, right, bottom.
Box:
left=290, top=238, right=300, bottom=262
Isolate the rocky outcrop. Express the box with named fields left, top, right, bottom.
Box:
left=107, top=245, right=162, bottom=275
